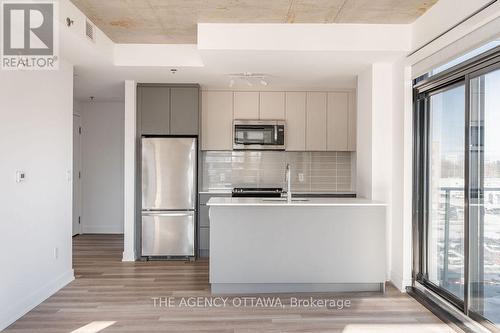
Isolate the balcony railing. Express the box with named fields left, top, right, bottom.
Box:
left=439, top=186, right=500, bottom=302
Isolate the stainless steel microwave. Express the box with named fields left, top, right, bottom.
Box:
left=233, top=120, right=285, bottom=150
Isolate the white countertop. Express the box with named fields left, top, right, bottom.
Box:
left=199, top=190, right=357, bottom=195
left=207, top=197, right=385, bottom=207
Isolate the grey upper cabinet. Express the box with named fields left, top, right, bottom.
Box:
left=170, top=87, right=199, bottom=135
left=138, top=84, right=200, bottom=136
left=139, top=86, right=170, bottom=135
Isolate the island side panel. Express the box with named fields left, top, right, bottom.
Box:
left=209, top=205, right=386, bottom=285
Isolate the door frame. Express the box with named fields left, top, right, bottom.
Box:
left=73, top=113, right=82, bottom=236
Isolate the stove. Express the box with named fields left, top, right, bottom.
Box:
left=232, top=187, right=283, bottom=198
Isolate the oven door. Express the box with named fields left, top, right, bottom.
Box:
left=233, top=121, right=285, bottom=150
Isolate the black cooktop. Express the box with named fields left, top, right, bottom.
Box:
left=232, top=187, right=283, bottom=198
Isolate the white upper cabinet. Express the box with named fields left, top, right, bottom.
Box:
left=327, top=92, right=349, bottom=151
left=201, top=91, right=233, bottom=150
left=201, top=89, right=356, bottom=151
left=348, top=91, right=357, bottom=151
left=260, top=92, right=285, bottom=120
left=306, top=92, right=327, bottom=151
left=234, top=92, right=259, bottom=119
left=285, top=92, right=306, bottom=151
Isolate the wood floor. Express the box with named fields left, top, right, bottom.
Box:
left=4, top=234, right=457, bottom=333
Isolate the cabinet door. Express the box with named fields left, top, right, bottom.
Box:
left=139, top=86, right=170, bottom=135
left=306, top=92, right=327, bottom=151
left=199, top=205, right=210, bottom=227
left=234, top=92, right=259, bottom=119
left=201, top=91, right=233, bottom=150
left=170, top=87, right=199, bottom=135
left=327, top=92, right=349, bottom=151
left=285, top=92, right=306, bottom=151
left=260, top=92, right=285, bottom=119
left=199, top=227, right=210, bottom=251
left=348, top=91, right=357, bottom=151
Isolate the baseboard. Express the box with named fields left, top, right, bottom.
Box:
left=82, top=224, right=124, bottom=234
left=0, top=269, right=74, bottom=331
left=122, top=250, right=136, bottom=262
left=212, top=282, right=384, bottom=294
left=390, top=270, right=412, bottom=292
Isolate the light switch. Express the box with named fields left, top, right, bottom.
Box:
left=16, top=171, right=26, bottom=183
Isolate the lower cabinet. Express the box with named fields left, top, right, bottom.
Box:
left=198, top=227, right=210, bottom=256
left=198, top=193, right=230, bottom=257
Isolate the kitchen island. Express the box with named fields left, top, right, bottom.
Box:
left=207, top=197, right=387, bottom=294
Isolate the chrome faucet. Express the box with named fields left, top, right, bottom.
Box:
left=285, top=163, right=292, bottom=203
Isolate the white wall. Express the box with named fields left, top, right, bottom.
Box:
left=389, top=60, right=414, bottom=291
left=0, top=62, right=75, bottom=330
left=80, top=102, right=125, bottom=234
left=123, top=81, right=137, bottom=261
left=356, top=63, right=394, bottom=281
left=198, top=23, right=411, bottom=51
left=356, top=68, right=373, bottom=200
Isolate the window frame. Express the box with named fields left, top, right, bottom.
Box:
left=413, top=46, right=500, bottom=329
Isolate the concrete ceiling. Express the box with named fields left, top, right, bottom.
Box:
left=69, top=0, right=438, bottom=44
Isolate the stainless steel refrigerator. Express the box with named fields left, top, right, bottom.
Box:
left=141, top=137, right=196, bottom=257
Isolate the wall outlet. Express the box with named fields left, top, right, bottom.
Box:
left=219, top=173, right=226, bottom=182
left=54, top=247, right=59, bottom=260
left=16, top=171, right=26, bottom=183
left=298, top=173, right=305, bottom=183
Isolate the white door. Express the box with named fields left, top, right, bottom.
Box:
left=73, top=115, right=82, bottom=236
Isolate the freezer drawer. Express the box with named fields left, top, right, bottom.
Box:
left=142, top=211, right=195, bottom=256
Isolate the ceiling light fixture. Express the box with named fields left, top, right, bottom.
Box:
left=227, top=72, right=269, bottom=88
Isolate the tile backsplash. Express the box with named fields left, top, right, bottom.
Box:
left=202, top=151, right=354, bottom=192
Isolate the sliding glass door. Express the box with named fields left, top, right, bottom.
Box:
left=427, top=84, right=466, bottom=301
left=469, top=67, right=500, bottom=325
left=414, top=47, right=500, bottom=330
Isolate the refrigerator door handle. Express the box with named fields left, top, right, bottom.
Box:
left=142, top=212, right=193, bottom=217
